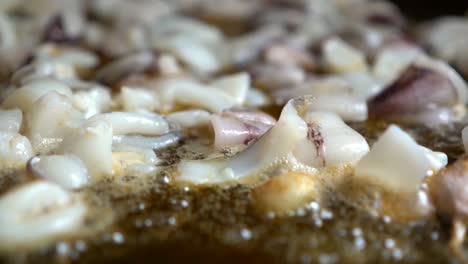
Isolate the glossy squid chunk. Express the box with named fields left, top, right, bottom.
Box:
left=368, top=56, right=468, bottom=124
left=0, top=181, right=87, bottom=251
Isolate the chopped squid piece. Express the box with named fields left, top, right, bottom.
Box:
left=355, top=125, right=444, bottom=194
left=245, top=88, right=271, bottom=108
left=341, top=72, right=384, bottom=100
left=211, top=109, right=276, bottom=150
left=155, top=54, right=182, bottom=75
left=251, top=64, right=306, bottom=91
left=0, top=131, right=33, bottom=169
left=59, top=119, right=113, bottom=179
left=420, top=17, right=468, bottom=62
left=1, top=78, right=72, bottom=112
left=112, top=132, right=182, bottom=150
left=369, top=57, right=468, bottom=124
left=153, top=35, right=220, bottom=74
left=273, top=73, right=381, bottom=105
left=150, top=16, right=223, bottom=45
left=27, top=155, right=89, bottom=190
left=373, top=46, right=422, bottom=84
left=156, top=79, right=247, bottom=113
left=25, top=91, right=83, bottom=153
left=227, top=25, right=285, bottom=66
left=112, top=145, right=158, bottom=165
left=322, top=38, right=368, bottom=74
left=88, top=112, right=169, bottom=136
left=177, top=96, right=369, bottom=184
left=418, top=56, right=468, bottom=105
left=0, top=181, right=87, bottom=251
left=112, top=151, right=152, bottom=176
left=223, top=109, right=276, bottom=127
left=35, top=44, right=99, bottom=70
left=307, top=95, right=368, bottom=122
left=72, top=86, right=111, bottom=118
left=293, top=111, right=369, bottom=168
left=272, top=79, right=369, bottom=121
left=166, top=110, right=211, bottom=129
left=95, top=51, right=155, bottom=86
left=431, top=158, right=468, bottom=251
left=462, top=126, right=468, bottom=154
left=351, top=125, right=443, bottom=221
left=263, top=44, right=316, bottom=70
left=120, top=87, right=159, bottom=112
left=252, top=172, right=319, bottom=214
left=0, top=108, right=22, bottom=132
left=210, top=72, right=250, bottom=105
left=10, top=61, right=77, bottom=85
left=420, top=146, right=448, bottom=173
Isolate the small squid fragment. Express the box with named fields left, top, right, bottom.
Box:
left=227, top=25, right=285, bottom=66
left=306, top=94, right=368, bottom=122
left=369, top=56, right=468, bottom=124
left=95, top=51, right=155, bottom=86
left=150, top=15, right=223, bottom=45
left=262, top=44, right=316, bottom=70
left=72, top=86, right=112, bottom=118
left=153, top=35, right=220, bottom=74
left=166, top=110, right=212, bottom=129
left=112, top=145, right=159, bottom=165
left=353, top=125, right=446, bottom=221
left=251, top=63, right=306, bottom=91
left=120, top=87, right=159, bottom=112
left=420, top=17, right=468, bottom=62
left=210, top=72, right=250, bottom=105
left=245, top=88, right=271, bottom=108
left=211, top=109, right=276, bottom=150
left=322, top=37, right=368, bottom=74
left=1, top=78, right=72, bottom=112
left=252, top=172, right=319, bottom=214
left=293, top=111, right=369, bottom=168
left=10, top=61, right=77, bottom=85
left=272, top=74, right=380, bottom=119
left=35, top=44, right=99, bottom=71
left=59, top=119, right=113, bottom=179
left=177, top=96, right=369, bottom=185
left=0, top=181, right=87, bottom=251
left=0, top=108, right=22, bottom=132
left=111, top=150, right=158, bottom=177
left=112, top=132, right=182, bottom=150
left=372, top=46, right=423, bottom=84
left=0, top=131, right=33, bottom=169
left=431, top=158, right=468, bottom=251
left=27, top=155, right=89, bottom=190
left=25, top=91, right=83, bottom=153
left=355, top=125, right=446, bottom=193
left=88, top=112, right=169, bottom=136
left=156, top=78, right=247, bottom=113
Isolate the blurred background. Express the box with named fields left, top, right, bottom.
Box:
left=391, top=0, right=468, bottom=19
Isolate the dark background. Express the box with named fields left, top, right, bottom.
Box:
left=391, top=0, right=468, bottom=19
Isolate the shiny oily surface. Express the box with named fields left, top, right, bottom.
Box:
left=0, top=120, right=465, bottom=264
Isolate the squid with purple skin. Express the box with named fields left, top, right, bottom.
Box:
left=211, top=109, right=276, bottom=151
left=368, top=56, right=468, bottom=124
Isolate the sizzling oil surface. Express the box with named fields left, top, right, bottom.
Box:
left=0, top=120, right=466, bottom=264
